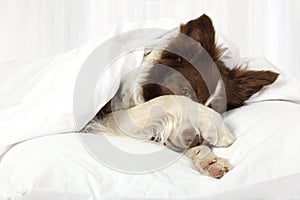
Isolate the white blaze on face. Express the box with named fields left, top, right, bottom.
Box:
left=142, top=49, right=163, bottom=64
left=204, top=80, right=223, bottom=107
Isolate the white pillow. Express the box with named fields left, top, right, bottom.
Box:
left=2, top=100, right=300, bottom=199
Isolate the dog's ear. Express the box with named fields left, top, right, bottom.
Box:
left=180, top=14, right=219, bottom=60
left=227, top=68, right=279, bottom=109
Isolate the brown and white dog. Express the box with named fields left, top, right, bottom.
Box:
left=84, top=14, right=279, bottom=178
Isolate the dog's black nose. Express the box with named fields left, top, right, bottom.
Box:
left=182, top=129, right=203, bottom=147
left=182, top=129, right=197, bottom=146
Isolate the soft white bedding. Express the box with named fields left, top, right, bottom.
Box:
left=1, top=22, right=300, bottom=199
left=1, top=100, right=300, bottom=199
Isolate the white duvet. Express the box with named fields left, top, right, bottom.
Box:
left=1, top=23, right=300, bottom=199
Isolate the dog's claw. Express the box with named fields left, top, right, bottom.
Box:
left=209, top=158, right=217, bottom=164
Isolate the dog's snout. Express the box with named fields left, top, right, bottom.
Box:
left=182, top=129, right=197, bottom=146
left=182, top=129, right=203, bottom=148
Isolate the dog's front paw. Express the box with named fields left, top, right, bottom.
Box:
left=186, top=145, right=232, bottom=179
left=199, top=106, right=236, bottom=147
left=193, top=156, right=232, bottom=179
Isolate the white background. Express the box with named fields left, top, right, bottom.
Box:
left=0, top=0, right=299, bottom=80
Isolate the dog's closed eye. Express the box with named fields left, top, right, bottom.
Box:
left=161, top=52, right=182, bottom=62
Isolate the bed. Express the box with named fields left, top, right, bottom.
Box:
left=1, top=23, right=300, bottom=200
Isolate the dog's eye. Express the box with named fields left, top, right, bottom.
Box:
left=181, top=88, right=191, bottom=97
left=161, top=53, right=181, bottom=62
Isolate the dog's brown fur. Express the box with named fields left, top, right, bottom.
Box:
left=142, top=14, right=279, bottom=113
left=99, top=14, right=279, bottom=116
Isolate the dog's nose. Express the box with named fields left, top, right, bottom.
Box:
left=182, top=129, right=203, bottom=147
left=182, top=129, right=197, bottom=146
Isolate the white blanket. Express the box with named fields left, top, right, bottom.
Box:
left=1, top=23, right=300, bottom=199
left=0, top=23, right=182, bottom=156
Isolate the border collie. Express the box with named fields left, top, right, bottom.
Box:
left=83, top=14, right=279, bottom=178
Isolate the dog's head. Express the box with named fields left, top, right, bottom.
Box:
left=142, top=14, right=279, bottom=112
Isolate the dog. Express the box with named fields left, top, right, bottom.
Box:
left=83, top=14, right=279, bottom=178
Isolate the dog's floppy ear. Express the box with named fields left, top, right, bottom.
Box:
left=180, top=14, right=219, bottom=60
left=227, top=68, right=279, bottom=109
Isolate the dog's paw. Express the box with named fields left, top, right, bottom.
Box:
left=186, top=145, right=232, bottom=179
left=193, top=156, right=232, bottom=179
left=199, top=106, right=236, bottom=147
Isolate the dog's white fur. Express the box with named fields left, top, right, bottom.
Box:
left=83, top=94, right=236, bottom=178
left=113, top=48, right=165, bottom=110
left=86, top=95, right=234, bottom=143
